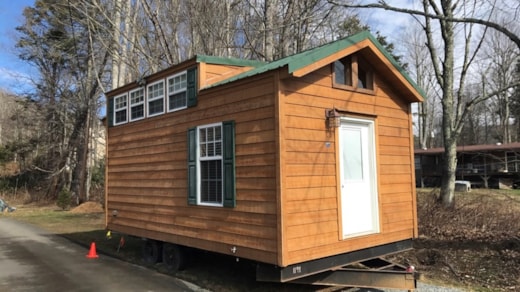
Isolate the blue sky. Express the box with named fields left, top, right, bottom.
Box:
left=0, top=0, right=35, bottom=94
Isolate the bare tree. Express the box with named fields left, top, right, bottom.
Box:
left=481, top=22, right=520, bottom=143
left=402, top=26, right=441, bottom=150
left=329, top=0, right=520, bottom=206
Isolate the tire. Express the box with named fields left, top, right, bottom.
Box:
left=142, top=239, right=162, bottom=264
left=162, top=243, right=186, bottom=271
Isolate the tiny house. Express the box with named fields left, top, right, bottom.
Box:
left=105, top=31, right=424, bottom=287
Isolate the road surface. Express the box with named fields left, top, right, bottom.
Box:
left=0, top=217, right=204, bottom=292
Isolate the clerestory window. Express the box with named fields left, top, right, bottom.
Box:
left=129, top=88, right=145, bottom=121
left=114, top=94, right=128, bottom=125
left=167, top=71, right=187, bottom=112
left=147, top=80, right=165, bottom=117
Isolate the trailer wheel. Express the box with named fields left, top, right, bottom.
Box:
left=162, top=243, right=186, bottom=271
left=142, top=239, right=162, bottom=264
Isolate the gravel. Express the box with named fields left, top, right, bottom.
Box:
left=348, top=281, right=465, bottom=292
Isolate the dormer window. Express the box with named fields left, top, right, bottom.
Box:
left=333, top=55, right=374, bottom=92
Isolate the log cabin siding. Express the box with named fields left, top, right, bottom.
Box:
left=279, top=65, right=417, bottom=265
left=107, top=72, right=279, bottom=264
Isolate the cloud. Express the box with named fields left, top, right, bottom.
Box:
left=358, top=0, right=417, bottom=40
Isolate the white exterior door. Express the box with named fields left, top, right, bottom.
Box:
left=339, top=117, right=379, bottom=238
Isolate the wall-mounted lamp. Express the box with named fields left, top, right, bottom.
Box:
left=325, top=108, right=341, bottom=128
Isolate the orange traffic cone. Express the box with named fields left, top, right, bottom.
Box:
left=86, top=242, right=99, bottom=259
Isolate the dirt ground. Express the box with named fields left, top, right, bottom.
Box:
left=69, top=201, right=104, bottom=213
left=2, top=188, right=520, bottom=291
left=390, top=189, right=520, bottom=291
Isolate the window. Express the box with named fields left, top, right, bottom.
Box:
left=167, top=71, right=187, bottom=112
left=114, top=94, right=128, bottom=125
left=199, top=124, right=223, bottom=205
left=357, top=64, right=373, bottom=90
left=147, top=80, right=164, bottom=117
left=334, top=57, right=352, bottom=86
left=188, top=121, right=235, bottom=207
left=107, top=67, right=198, bottom=128
left=129, top=88, right=145, bottom=121
left=333, top=54, right=374, bottom=92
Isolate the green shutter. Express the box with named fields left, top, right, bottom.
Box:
left=187, top=127, right=197, bottom=205
left=222, top=120, right=236, bottom=207
left=107, top=97, right=114, bottom=127
left=187, top=67, right=197, bottom=107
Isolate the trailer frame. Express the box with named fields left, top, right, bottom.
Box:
left=256, top=239, right=418, bottom=290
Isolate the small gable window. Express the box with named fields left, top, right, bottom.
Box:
left=334, top=57, right=352, bottom=86
left=333, top=54, right=374, bottom=92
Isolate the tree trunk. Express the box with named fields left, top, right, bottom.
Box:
left=263, top=0, right=275, bottom=61
left=112, top=0, right=123, bottom=88
left=440, top=141, right=457, bottom=207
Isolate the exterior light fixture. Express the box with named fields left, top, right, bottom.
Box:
left=325, top=108, right=341, bottom=128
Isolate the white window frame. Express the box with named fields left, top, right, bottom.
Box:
left=147, top=80, right=165, bottom=117
left=129, top=88, right=145, bottom=122
left=167, top=71, right=188, bottom=112
left=113, top=93, right=128, bottom=125
left=197, top=122, right=224, bottom=207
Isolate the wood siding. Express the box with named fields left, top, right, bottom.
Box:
left=200, top=63, right=256, bottom=88
left=279, top=65, right=416, bottom=266
left=106, top=71, right=279, bottom=264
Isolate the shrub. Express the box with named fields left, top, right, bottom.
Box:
left=56, top=188, right=72, bottom=210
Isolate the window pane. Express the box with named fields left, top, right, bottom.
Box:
left=334, top=61, right=345, bottom=84
left=208, top=127, right=214, bottom=141
left=200, top=144, right=206, bottom=157
left=115, top=110, right=126, bottom=123
left=343, top=128, right=364, bottom=180
left=115, top=95, right=127, bottom=109
left=200, top=160, right=222, bottom=204
left=148, top=99, right=163, bottom=115
left=131, top=104, right=144, bottom=120
left=215, top=126, right=221, bottom=140
left=130, top=89, right=144, bottom=104
left=215, top=141, right=222, bottom=156
left=169, top=92, right=186, bottom=110
left=148, top=82, right=164, bottom=99
left=358, top=67, right=367, bottom=88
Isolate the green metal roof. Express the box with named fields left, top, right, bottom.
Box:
left=196, top=55, right=266, bottom=68
left=203, top=31, right=426, bottom=99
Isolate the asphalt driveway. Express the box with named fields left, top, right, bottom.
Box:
left=0, top=217, right=204, bottom=292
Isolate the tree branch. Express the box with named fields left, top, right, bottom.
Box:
left=327, top=0, right=520, bottom=50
